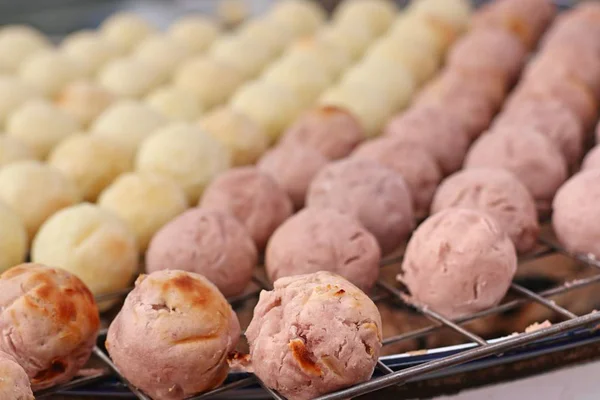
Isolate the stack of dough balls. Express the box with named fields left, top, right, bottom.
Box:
left=0, top=25, right=51, bottom=73
left=32, top=203, right=138, bottom=311
left=56, top=81, right=116, bottom=127
left=0, top=201, right=27, bottom=272
left=60, top=30, right=124, bottom=76
left=0, top=76, right=40, bottom=128
left=0, top=135, right=34, bottom=167
left=0, top=161, right=80, bottom=239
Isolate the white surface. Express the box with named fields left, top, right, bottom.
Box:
left=435, top=360, right=600, bottom=400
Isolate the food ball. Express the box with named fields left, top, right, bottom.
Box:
left=200, top=167, right=293, bottom=250
left=258, top=143, right=328, bottom=209
left=582, top=145, right=600, bottom=171
left=284, top=37, right=352, bottom=78
left=136, top=123, right=231, bottom=204
left=352, top=138, right=442, bottom=218
left=106, top=270, right=241, bottom=399
left=432, top=168, right=539, bottom=253
left=464, top=127, right=568, bottom=213
left=198, top=106, right=268, bottom=166
left=318, top=23, right=373, bottom=60
left=55, top=81, right=116, bottom=127
left=245, top=271, right=382, bottom=400
left=48, top=134, right=132, bottom=202
left=146, top=208, right=256, bottom=297
left=0, top=25, right=51, bottom=73
left=0, top=135, right=34, bottom=167
left=0, top=76, right=40, bottom=128
left=208, top=35, right=273, bottom=79
left=0, top=351, right=34, bottom=399
left=399, top=208, right=516, bottom=318
left=98, top=57, right=166, bottom=99
left=389, top=14, right=448, bottom=55
left=0, top=201, right=27, bottom=273
left=281, top=105, right=364, bottom=160
left=133, top=35, right=192, bottom=76
left=262, top=56, right=332, bottom=107
left=230, top=80, right=303, bottom=143
left=31, top=204, right=138, bottom=311
left=174, top=57, right=245, bottom=109
left=145, top=85, right=203, bottom=122
left=18, top=50, right=86, bottom=98
left=553, top=169, right=600, bottom=258
left=6, top=99, right=80, bottom=159
left=237, top=18, right=294, bottom=57
left=267, top=0, right=326, bottom=37
left=168, top=15, right=221, bottom=53
left=98, top=172, right=189, bottom=252
left=61, top=31, right=124, bottom=75
left=384, top=105, right=470, bottom=175
left=307, top=159, right=414, bottom=255
left=493, top=99, right=584, bottom=166
left=91, top=100, right=167, bottom=157
left=408, top=0, right=472, bottom=34
left=0, top=263, right=100, bottom=390
left=266, top=209, right=381, bottom=291
left=334, top=0, right=398, bottom=36
left=100, top=12, right=157, bottom=52
left=0, top=161, right=80, bottom=238
left=446, top=29, right=527, bottom=85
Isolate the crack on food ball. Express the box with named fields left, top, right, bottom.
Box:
left=289, top=338, right=323, bottom=377
left=31, top=358, right=67, bottom=384
left=150, top=303, right=171, bottom=312
left=361, top=339, right=373, bottom=356
left=320, top=355, right=342, bottom=377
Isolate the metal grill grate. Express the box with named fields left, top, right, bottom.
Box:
left=34, top=234, right=600, bottom=399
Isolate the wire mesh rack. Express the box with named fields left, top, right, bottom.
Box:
left=32, top=230, right=600, bottom=399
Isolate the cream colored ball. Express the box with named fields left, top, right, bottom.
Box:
left=317, top=23, right=374, bottom=60
left=237, top=18, right=294, bottom=57
left=262, top=56, right=332, bottom=107
left=31, top=203, right=138, bottom=311
left=133, top=35, right=192, bottom=76
left=145, top=86, right=203, bottom=122
left=100, top=12, right=158, bottom=52
left=364, top=36, right=440, bottom=85
left=18, top=50, right=86, bottom=98
left=284, top=37, right=352, bottom=78
left=0, top=135, right=34, bottom=167
left=174, top=57, right=245, bottom=109
left=208, top=35, right=273, bottom=79
left=389, top=14, right=448, bottom=55
left=98, top=172, right=189, bottom=251
left=6, top=99, right=81, bottom=159
left=0, top=25, right=51, bottom=73
left=407, top=0, right=472, bottom=34
left=56, top=80, right=116, bottom=127
left=230, top=80, right=303, bottom=143
left=48, top=134, right=133, bottom=202
left=0, top=76, right=40, bottom=128
left=98, top=57, right=166, bottom=99
left=168, top=15, right=221, bottom=53
left=267, top=0, right=326, bottom=37
left=199, top=106, right=269, bottom=166
left=0, top=201, right=28, bottom=272
left=333, top=0, right=398, bottom=36
left=61, top=31, right=124, bottom=75
left=91, top=100, right=167, bottom=157
left=136, top=123, right=231, bottom=204
left=0, top=160, right=81, bottom=239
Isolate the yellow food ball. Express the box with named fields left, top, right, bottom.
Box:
left=19, top=50, right=86, bottom=98
left=100, top=12, right=158, bottom=52
left=91, top=100, right=167, bottom=157
left=0, top=135, right=34, bottom=167
left=174, top=56, right=244, bottom=108
left=237, top=18, right=294, bottom=57
left=318, top=23, right=375, bottom=60
left=0, top=200, right=28, bottom=272
left=389, top=14, right=449, bottom=55
left=133, top=35, right=192, bottom=76
left=0, top=76, right=40, bottom=128
left=407, top=0, right=472, bottom=35
left=98, top=172, right=189, bottom=251
left=208, top=34, right=274, bottom=79
left=136, top=123, right=231, bottom=204
left=0, top=160, right=81, bottom=239
left=98, top=57, right=167, bottom=99
left=48, top=134, right=133, bottom=202
left=31, top=203, right=138, bottom=311
left=230, top=80, right=303, bottom=143
left=6, top=99, right=81, bottom=159
left=267, top=0, right=326, bottom=38
left=55, top=81, right=116, bottom=127
left=145, top=86, right=203, bottom=122
left=334, top=0, right=398, bottom=36
left=199, top=106, right=269, bottom=166
left=284, top=37, right=352, bottom=78
left=61, top=30, right=124, bottom=75
left=168, top=15, right=221, bottom=53
left=0, top=25, right=51, bottom=72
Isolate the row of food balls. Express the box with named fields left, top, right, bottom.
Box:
left=0, top=0, right=467, bottom=306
